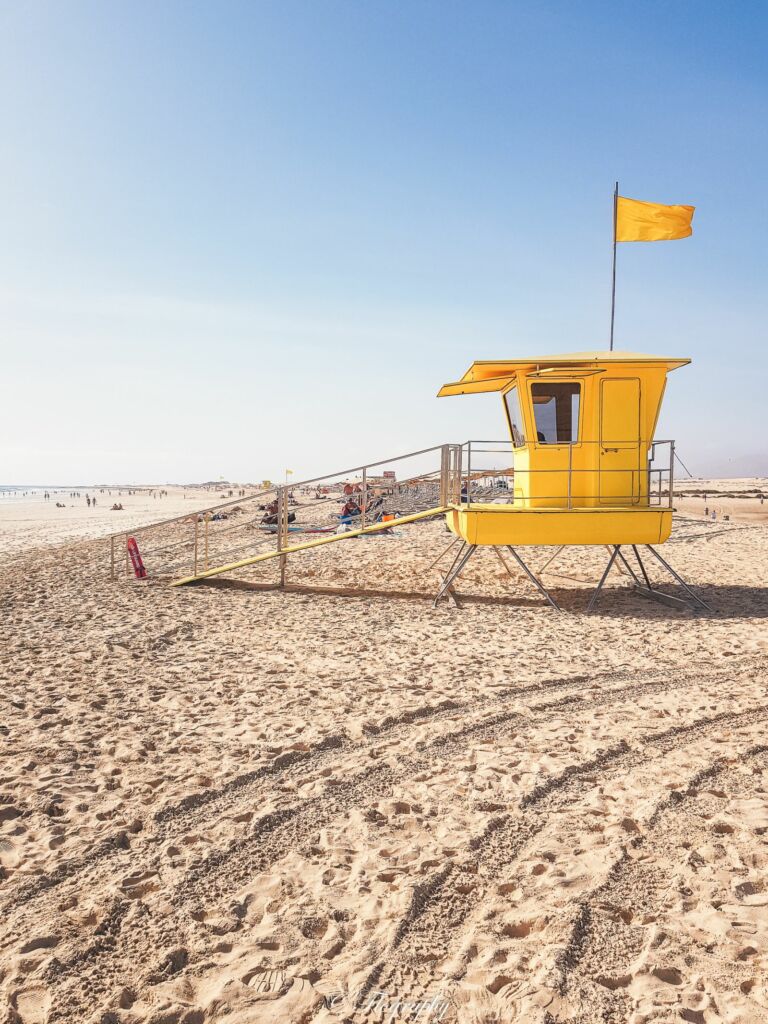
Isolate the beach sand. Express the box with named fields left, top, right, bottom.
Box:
left=1, top=483, right=768, bottom=1023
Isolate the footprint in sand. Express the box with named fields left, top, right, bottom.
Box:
left=0, top=836, right=21, bottom=869
left=243, top=967, right=289, bottom=995
left=19, top=936, right=60, bottom=954
left=740, top=979, right=768, bottom=1008
left=120, top=869, right=160, bottom=899
left=501, top=919, right=538, bottom=938
left=10, top=986, right=51, bottom=1024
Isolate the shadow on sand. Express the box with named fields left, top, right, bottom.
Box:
left=191, top=577, right=768, bottom=619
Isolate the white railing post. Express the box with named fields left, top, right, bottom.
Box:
left=278, top=487, right=288, bottom=587
left=193, top=516, right=199, bottom=576
left=439, top=444, right=449, bottom=506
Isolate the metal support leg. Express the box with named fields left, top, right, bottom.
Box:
left=644, top=545, right=711, bottom=610
left=426, top=535, right=461, bottom=574
left=492, top=545, right=514, bottom=576
left=506, top=546, right=561, bottom=611
left=433, top=543, right=474, bottom=607
left=632, top=544, right=653, bottom=589
left=537, top=544, right=565, bottom=575
left=615, top=546, right=642, bottom=586
left=587, top=545, right=621, bottom=612
left=437, top=540, right=466, bottom=588
left=427, top=536, right=462, bottom=608
left=629, top=544, right=692, bottom=611
left=609, top=543, right=631, bottom=576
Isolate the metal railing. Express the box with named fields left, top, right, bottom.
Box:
left=457, top=439, right=675, bottom=509
left=109, top=437, right=676, bottom=582
left=109, top=442, right=457, bottom=581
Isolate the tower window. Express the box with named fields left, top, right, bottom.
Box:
left=531, top=382, right=580, bottom=444
left=504, top=386, right=526, bottom=447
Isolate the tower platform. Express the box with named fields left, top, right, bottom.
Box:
left=446, top=503, right=672, bottom=547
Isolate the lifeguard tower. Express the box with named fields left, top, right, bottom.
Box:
left=434, top=350, right=709, bottom=611
left=165, top=348, right=707, bottom=612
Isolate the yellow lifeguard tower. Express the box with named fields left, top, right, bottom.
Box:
left=168, top=348, right=707, bottom=613
left=434, top=350, right=709, bottom=611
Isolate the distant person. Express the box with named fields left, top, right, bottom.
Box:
left=340, top=498, right=361, bottom=524
left=92, top=496, right=96, bottom=507
left=261, top=499, right=279, bottom=525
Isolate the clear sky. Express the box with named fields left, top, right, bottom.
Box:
left=1, top=1, right=766, bottom=484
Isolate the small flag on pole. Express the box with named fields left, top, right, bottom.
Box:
left=616, top=196, right=695, bottom=242
left=610, top=184, right=696, bottom=349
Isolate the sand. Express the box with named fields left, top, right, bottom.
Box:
left=1, top=483, right=768, bottom=1024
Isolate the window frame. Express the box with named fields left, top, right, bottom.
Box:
left=528, top=378, right=583, bottom=447
left=501, top=381, right=528, bottom=449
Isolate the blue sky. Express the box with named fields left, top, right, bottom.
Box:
left=1, top=1, right=766, bottom=483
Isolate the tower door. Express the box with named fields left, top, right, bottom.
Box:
left=599, top=378, right=641, bottom=505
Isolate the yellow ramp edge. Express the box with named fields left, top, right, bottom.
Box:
left=171, top=506, right=450, bottom=586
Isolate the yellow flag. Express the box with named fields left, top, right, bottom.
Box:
left=616, top=196, right=695, bottom=242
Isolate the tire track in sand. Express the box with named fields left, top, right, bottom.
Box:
left=2, top=664, right=688, bottom=928
left=348, top=702, right=768, bottom=1020
left=32, top=673, right=730, bottom=1022
left=548, top=743, right=768, bottom=1024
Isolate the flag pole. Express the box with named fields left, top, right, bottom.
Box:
left=609, top=181, right=618, bottom=351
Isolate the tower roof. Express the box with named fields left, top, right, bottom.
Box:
left=438, top=350, right=690, bottom=397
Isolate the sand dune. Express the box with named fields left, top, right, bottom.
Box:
left=1, top=492, right=767, bottom=1023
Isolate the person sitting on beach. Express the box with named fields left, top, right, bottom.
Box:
left=339, top=498, right=361, bottom=524
left=261, top=499, right=279, bottom=525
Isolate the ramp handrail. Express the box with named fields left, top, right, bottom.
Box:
left=109, top=442, right=462, bottom=581
left=171, top=506, right=450, bottom=586
left=107, top=441, right=457, bottom=541
left=110, top=435, right=677, bottom=584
